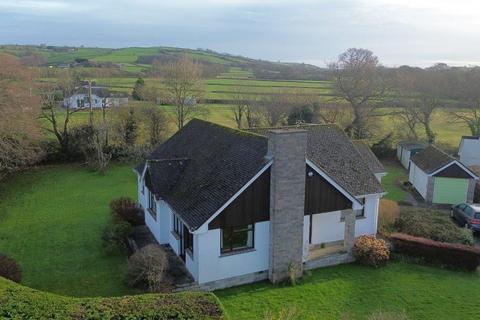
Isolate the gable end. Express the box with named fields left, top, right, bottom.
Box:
left=434, top=163, right=474, bottom=179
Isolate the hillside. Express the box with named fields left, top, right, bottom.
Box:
left=0, top=44, right=328, bottom=81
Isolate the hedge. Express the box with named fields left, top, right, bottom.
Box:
left=0, top=277, right=224, bottom=319
left=390, top=233, right=480, bottom=271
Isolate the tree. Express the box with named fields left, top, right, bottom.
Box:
left=0, top=54, right=41, bottom=178
left=329, top=48, right=385, bottom=139
left=162, top=55, right=205, bottom=130
left=287, top=105, right=314, bottom=125
left=112, top=106, right=138, bottom=146
left=451, top=68, right=480, bottom=136
left=390, top=66, right=449, bottom=143
left=40, top=81, right=81, bottom=155
left=142, top=106, right=167, bottom=147
left=229, top=84, right=250, bottom=129
left=132, top=78, right=146, bottom=101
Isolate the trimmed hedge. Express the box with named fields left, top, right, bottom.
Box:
left=395, top=207, right=473, bottom=245
left=390, top=233, right=480, bottom=271
left=0, top=277, right=224, bottom=319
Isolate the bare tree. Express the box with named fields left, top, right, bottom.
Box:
left=142, top=106, right=168, bottom=147
left=40, top=82, right=80, bottom=154
left=329, top=48, right=385, bottom=139
left=229, top=85, right=248, bottom=129
left=451, top=68, right=480, bottom=136
left=162, top=55, right=205, bottom=130
left=391, top=66, right=449, bottom=143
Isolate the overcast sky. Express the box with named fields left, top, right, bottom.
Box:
left=1, top=0, right=480, bottom=67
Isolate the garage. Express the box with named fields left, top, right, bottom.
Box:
left=433, top=177, right=469, bottom=204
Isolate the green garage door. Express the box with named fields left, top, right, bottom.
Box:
left=433, top=177, right=468, bottom=205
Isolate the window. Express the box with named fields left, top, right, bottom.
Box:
left=185, top=230, right=194, bottom=256
left=173, top=215, right=182, bottom=236
left=221, top=224, right=254, bottom=254
left=148, top=190, right=156, bottom=213
left=356, top=198, right=365, bottom=218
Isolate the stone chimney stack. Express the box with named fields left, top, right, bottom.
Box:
left=267, top=129, right=307, bottom=283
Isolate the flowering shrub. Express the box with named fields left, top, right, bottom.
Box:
left=353, top=235, right=390, bottom=267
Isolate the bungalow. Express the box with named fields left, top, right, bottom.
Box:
left=63, top=88, right=128, bottom=109
left=408, top=145, right=478, bottom=205
left=397, top=141, right=426, bottom=169
left=353, top=140, right=387, bottom=182
left=135, top=119, right=385, bottom=290
left=458, top=136, right=480, bottom=167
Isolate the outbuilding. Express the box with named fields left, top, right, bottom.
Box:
left=409, top=145, right=478, bottom=205
left=458, top=136, right=480, bottom=167
left=397, top=141, right=426, bottom=169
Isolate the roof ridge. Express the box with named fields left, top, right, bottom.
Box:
left=189, top=118, right=266, bottom=139
left=246, top=123, right=341, bottom=131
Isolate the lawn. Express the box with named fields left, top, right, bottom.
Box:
left=0, top=164, right=137, bottom=297
left=216, top=261, right=480, bottom=320
left=381, top=161, right=408, bottom=202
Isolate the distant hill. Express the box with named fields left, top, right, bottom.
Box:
left=0, top=44, right=329, bottom=81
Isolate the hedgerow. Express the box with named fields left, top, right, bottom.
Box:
left=0, top=276, right=224, bottom=319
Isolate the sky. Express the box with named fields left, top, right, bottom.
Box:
left=1, top=0, right=480, bottom=67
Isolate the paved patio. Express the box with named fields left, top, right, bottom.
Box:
left=129, top=226, right=195, bottom=291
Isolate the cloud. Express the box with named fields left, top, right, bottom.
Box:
left=1, top=0, right=480, bottom=66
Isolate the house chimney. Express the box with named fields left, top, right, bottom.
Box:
left=267, top=129, right=307, bottom=283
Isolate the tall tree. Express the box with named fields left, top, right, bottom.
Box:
left=162, top=55, right=205, bottom=130
left=0, top=54, right=41, bottom=178
left=451, top=68, right=480, bottom=136
left=142, top=106, right=167, bottom=147
left=329, top=48, right=385, bottom=139
left=40, top=71, right=81, bottom=155
left=132, top=77, right=146, bottom=101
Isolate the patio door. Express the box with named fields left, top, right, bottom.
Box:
left=180, top=224, right=189, bottom=261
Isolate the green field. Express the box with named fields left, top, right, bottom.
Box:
left=216, top=262, right=480, bottom=319
left=0, top=164, right=137, bottom=297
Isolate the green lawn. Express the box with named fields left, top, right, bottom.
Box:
left=382, top=161, right=408, bottom=202
left=217, top=262, right=480, bottom=320
left=0, top=164, right=137, bottom=297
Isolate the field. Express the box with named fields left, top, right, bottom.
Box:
left=216, top=262, right=480, bottom=319
left=0, top=164, right=137, bottom=297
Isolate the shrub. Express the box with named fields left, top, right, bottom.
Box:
left=390, top=233, right=480, bottom=271
left=126, top=244, right=168, bottom=292
left=0, top=276, right=223, bottom=319
left=378, top=199, right=400, bottom=235
left=101, top=221, right=133, bottom=254
left=395, top=207, right=473, bottom=245
left=110, top=197, right=144, bottom=226
left=353, top=235, right=390, bottom=267
left=0, top=254, right=21, bottom=283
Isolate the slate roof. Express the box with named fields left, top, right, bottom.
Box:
left=137, top=120, right=384, bottom=231
left=353, top=140, right=385, bottom=174
left=410, top=145, right=456, bottom=173
left=137, top=119, right=269, bottom=231
left=398, top=141, right=426, bottom=151
left=248, top=124, right=384, bottom=197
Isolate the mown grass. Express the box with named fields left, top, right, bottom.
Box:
left=382, top=161, right=408, bottom=202
left=217, top=261, right=480, bottom=320
left=0, top=164, right=136, bottom=297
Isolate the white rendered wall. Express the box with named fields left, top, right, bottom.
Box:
left=459, top=139, right=480, bottom=167
left=145, top=199, right=171, bottom=245
left=409, top=163, right=428, bottom=199
left=307, top=195, right=381, bottom=246
left=401, top=150, right=411, bottom=169
left=195, top=221, right=270, bottom=284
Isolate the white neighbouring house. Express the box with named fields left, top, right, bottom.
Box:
left=135, top=119, right=386, bottom=290
left=63, top=87, right=128, bottom=109
left=458, top=136, right=480, bottom=167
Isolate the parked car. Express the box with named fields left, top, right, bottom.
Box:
left=450, top=203, right=480, bottom=232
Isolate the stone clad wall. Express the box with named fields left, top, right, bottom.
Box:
left=267, top=129, right=307, bottom=283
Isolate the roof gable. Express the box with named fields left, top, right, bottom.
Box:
left=411, top=145, right=455, bottom=173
